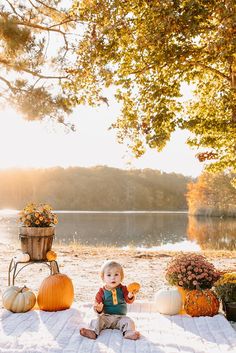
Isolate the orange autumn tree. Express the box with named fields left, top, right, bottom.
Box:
left=187, top=172, right=236, bottom=217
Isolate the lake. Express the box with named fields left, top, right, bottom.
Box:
left=1, top=210, right=236, bottom=251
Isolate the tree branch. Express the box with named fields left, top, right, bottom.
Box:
left=13, top=18, right=77, bottom=50
left=0, top=76, right=16, bottom=92
left=5, top=0, right=25, bottom=20
left=48, top=17, right=79, bottom=29
left=28, top=0, right=80, bottom=26
left=188, top=61, right=230, bottom=82
left=0, top=58, right=68, bottom=80
left=15, top=66, right=68, bottom=80
left=14, top=19, right=67, bottom=36
left=34, top=0, right=63, bottom=14
left=0, top=76, right=28, bottom=93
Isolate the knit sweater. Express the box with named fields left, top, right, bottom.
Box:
left=95, top=284, right=134, bottom=315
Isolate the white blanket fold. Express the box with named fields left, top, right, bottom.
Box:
left=0, top=301, right=235, bottom=353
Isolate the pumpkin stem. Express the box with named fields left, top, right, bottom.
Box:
left=50, top=260, right=60, bottom=275
left=19, top=286, right=28, bottom=293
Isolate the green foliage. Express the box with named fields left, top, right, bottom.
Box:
left=70, top=0, right=236, bottom=173
left=0, top=0, right=76, bottom=130
left=0, top=1, right=235, bottom=174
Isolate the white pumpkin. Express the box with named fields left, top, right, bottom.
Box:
left=154, top=287, right=182, bottom=315
left=14, top=253, right=30, bottom=263
left=2, top=286, right=36, bottom=313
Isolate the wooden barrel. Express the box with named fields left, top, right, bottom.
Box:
left=19, top=227, right=55, bottom=261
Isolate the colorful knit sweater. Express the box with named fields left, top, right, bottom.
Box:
left=95, top=284, right=134, bottom=315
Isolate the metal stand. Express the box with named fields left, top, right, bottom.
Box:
left=8, top=258, right=59, bottom=286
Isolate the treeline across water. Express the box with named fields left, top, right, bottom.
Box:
left=0, top=166, right=191, bottom=211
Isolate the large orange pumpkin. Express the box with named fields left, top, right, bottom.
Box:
left=37, top=261, right=74, bottom=311
left=184, top=289, right=219, bottom=317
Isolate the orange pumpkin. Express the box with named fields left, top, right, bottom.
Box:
left=46, top=250, right=57, bottom=261
left=127, top=282, right=141, bottom=293
left=37, top=261, right=74, bottom=311
left=184, top=289, right=219, bottom=317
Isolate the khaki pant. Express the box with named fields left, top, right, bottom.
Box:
left=89, top=314, right=136, bottom=335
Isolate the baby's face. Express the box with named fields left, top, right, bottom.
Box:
left=103, top=266, right=122, bottom=289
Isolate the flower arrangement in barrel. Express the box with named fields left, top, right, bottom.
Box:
left=165, top=253, right=220, bottom=290
left=18, top=203, right=58, bottom=228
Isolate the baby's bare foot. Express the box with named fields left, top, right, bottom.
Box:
left=124, top=330, right=140, bottom=340
left=80, top=328, right=97, bottom=340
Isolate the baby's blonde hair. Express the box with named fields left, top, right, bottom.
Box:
left=100, top=260, right=124, bottom=281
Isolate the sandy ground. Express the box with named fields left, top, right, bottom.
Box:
left=1, top=243, right=236, bottom=305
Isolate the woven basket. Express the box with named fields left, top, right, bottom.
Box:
left=19, top=227, right=55, bottom=261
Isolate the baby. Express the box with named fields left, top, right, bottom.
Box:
left=80, top=260, right=140, bottom=340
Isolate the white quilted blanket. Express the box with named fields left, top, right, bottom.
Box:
left=0, top=301, right=236, bottom=353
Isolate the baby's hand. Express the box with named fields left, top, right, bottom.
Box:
left=94, top=301, right=103, bottom=313
left=128, top=291, right=136, bottom=299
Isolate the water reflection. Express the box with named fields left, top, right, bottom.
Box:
left=56, top=212, right=188, bottom=247
left=187, top=216, right=236, bottom=250
left=1, top=211, right=236, bottom=250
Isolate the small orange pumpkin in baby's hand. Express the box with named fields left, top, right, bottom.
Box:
left=46, top=250, right=57, bottom=261
left=127, top=282, right=141, bottom=294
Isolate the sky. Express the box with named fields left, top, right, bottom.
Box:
left=0, top=89, right=204, bottom=178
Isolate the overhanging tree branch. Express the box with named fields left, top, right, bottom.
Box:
left=0, top=76, right=16, bottom=92
left=188, top=61, right=230, bottom=82
left=14, top=19, right=67, bottom=35
left=0, top=58, right=68, bottom=79
left=5, top=0, right=24, bottom=20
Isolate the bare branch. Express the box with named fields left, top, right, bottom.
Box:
left=31, top=77, right=41, bottom=89
left=34, top=0, right=63, bottom=14
left=5, top=0, right=25, bottom=20
left=0, top=76, right=28, bottom=93
left=14, top=18, right=73, bottom=50
left=0, top=76, right=16, bottom=92
left=27, top=0, right=38, bottom=11
left=15, top=66, right=68, bottom=80
left=48, top=17, right=78, bottom=29
left=14, top=20, right=67, bottom=36
left=0, top=58, right=68, bottom=80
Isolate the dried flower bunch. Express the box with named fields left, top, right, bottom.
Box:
left=165, top=252, right=220, bottom=290
left=214, top=272, right=236, bottom=303
left=18, top=203, right=58, bottom=228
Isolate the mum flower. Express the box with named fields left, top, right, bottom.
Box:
left=165, top=253, right=220, bottom=290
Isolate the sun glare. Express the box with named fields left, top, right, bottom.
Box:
left=0, top=208, right=18, bottom=215
left=0, top=103, right=203, bottom=177
left=0, top=107, right=69, bottom=169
